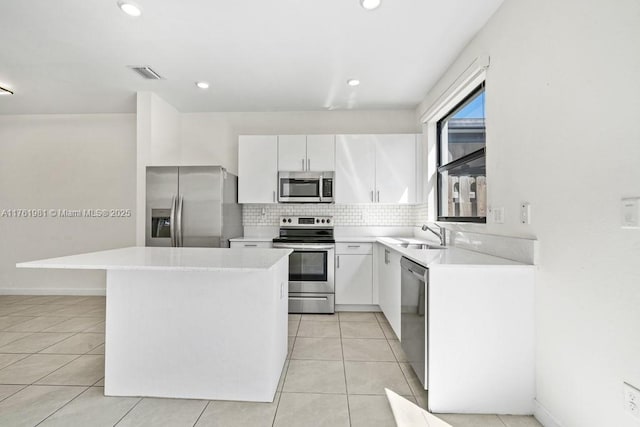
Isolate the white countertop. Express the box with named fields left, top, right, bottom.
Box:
left=335, top=236, right=378, bottom=243
left=17, top=246, right=293, bottom=272
left=229, top=236, right=276, bottom=242
left=230, top=234, right=531, bottom=267
left=376, top=237, right=528, bottom=268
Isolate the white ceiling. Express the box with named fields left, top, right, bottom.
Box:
left=0, top=0, right=503, bottom=114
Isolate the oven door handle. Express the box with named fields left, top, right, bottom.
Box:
left=273, top=243, right=335, bottom=250
left=289, top=296, right=329, bottom=301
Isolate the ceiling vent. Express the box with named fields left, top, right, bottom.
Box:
left=130, top=66, right=163, bottom=80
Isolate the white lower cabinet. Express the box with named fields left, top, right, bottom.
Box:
left=377, top=244, right=402, bottom=339
left=335, top=243, right=373, bottom=305
left=229, top=241, right=273, bottom=249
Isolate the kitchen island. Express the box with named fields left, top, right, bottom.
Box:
left=17, top=246, right=292, bottom=402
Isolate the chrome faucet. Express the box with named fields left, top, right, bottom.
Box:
left=422, top=224, right=446, bottom=246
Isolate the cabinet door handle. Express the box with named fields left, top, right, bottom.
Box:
left=348, top=245, right=360, bottom=248
left=302, top=159, right=305, bottom=170
left=336, top=255, right=340, bottom=269
left=307, top=158, right=310, bottom=170
left=377, top=191, right=380, bottom=202
left=245, top=244, right=258, bottom=247
left=370, top=191, right=374, bottom=202
left=384, top=249, right=390, bottom=264
left=273, top=191, right=276, bottom=202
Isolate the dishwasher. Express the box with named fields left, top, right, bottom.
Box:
left=400, top=257, right=428, bottom=388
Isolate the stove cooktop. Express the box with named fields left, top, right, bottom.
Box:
left=275, top=216, right=335, bottom=244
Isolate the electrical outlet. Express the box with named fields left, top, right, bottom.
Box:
left=622, top=198, right=640, bottom=228
left=624, top=382, right=640, bottom=420
left=489, top=207, right=504, bottom=224
left=520, top=202, right=531, bottom=224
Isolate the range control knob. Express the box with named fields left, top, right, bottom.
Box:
left=282, top=218, right=287, bottom=223
left=327, top=219, right=331, bottom=223
left=316, top=219, right=320, bottom=223
left=287, top=218, right=292, bottom=223
left=321, top=219, right=325, bottom=223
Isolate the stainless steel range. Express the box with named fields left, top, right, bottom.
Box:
left=272, top=216, right=335, bottom=314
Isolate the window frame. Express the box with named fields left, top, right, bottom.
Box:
left=435, top=83, right=487, bottom=223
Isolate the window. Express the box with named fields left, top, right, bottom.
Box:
left=436, top=84, right=486, bottom=222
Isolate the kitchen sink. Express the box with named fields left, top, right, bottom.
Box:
left=397, top=243, right=446, bottom=250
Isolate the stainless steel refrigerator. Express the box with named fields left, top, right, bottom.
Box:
left=145, top=166, right=242, bottom=248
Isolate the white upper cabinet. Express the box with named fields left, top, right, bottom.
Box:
left=336, top=134, right=417, bottom=204
left=336, top=135, right=376, bottom=204
left=375, top=134, right=417, bottom=204
left=238, top=135, right=278, bottom=204
left=277, top=135, right=307, bottom=171
left=278, top=135, right=335, bottom=172
left=306, top=135, right=335, bottom=171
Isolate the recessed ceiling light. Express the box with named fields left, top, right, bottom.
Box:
left=196, top=82, right=210, bottom=89
left=347, top=79, right=360, bottom=87
left=117, top=1, right=142, bottom=17
left=360, top=0, right=381, bottom=11
left=0, top=85, right=13, bottom=95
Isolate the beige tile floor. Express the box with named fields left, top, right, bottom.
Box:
left=0, top=296, right=542, bottom=427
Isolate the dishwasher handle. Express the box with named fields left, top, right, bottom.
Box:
left=400, top=257, right=427, bottom=281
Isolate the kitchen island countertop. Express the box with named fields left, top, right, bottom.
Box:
left=17, top=246, right=292, bottom=272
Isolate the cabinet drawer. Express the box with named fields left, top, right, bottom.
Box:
left=336, top=242, right=373, bottom=255
left=230, top=241, right=273, bottom=248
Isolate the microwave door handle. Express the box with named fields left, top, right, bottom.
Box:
left=169, top=195, right=176, bottom=247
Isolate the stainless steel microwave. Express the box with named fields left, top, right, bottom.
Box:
left=278, top=171, right=334, bottom=203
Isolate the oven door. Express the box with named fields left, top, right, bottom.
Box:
left=273, top=243, right=335, bottom=293
left=278, top=172, right=321, bottom=203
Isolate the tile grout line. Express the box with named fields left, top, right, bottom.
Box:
left=33, top=385, right=92, bottom=426
left=338, top=315, right=353, bottom=427
left=0, top=353, right=31, bottom=373
left=0, top=383, right=27, bottom=404
left=375, top=311, right=425, bottom=409
left=192, top=400, right=212, bottom=427
left=111, top=396, right=144, bottom=427
left=272, top=319, right=298, bottom=427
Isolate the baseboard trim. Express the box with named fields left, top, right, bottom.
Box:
left=534, top=400, right=562, bottom=427
left=335, top=304, right=381, bottom=312
left=0, top=288, right=106, bottom=296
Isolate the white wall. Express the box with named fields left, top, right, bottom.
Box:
left=134, top=104, right=418, bottom=244
left=180, top=110, right=419, bottom=174
left=0, top=114, right=136, bottom=294
left=135, top=92, right=181, bottom=245
left=417, top=0, right=640, bottom=425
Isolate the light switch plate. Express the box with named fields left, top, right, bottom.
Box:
left=621, top=198, right=640, bottom=229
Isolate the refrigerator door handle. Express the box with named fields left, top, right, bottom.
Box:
left=169, top=195, right=177, bottom=247
left=177, top=195, right=184, bottom=247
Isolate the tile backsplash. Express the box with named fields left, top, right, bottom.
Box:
left=242, top=204, right=428, bottom=227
